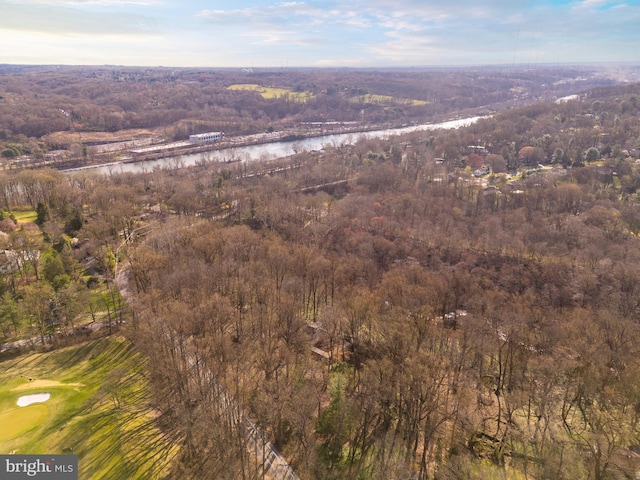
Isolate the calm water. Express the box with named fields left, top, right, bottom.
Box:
left=74, top=117, right=483, bottom=175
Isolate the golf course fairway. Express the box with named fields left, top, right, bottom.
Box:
left=0, top=336, right=177, bottom=479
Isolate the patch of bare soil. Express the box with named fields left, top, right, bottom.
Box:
left=43, top=129, right=154, bottom=146
left=13, top=380, right=84, bottom=391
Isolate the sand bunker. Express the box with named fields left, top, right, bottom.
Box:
left=16, top=393, right=51, bottom=407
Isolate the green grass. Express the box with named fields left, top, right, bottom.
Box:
left=11, top=209, right=37, bottom=224
left=227, top=84, right=428, bottom=106
left=0, top=403, right=48, bottom=443
left=350, top=93, right=428, bottom=106
left=228, top=83, right=315, bottom=102
left=0, top=337, right=177, bottom=479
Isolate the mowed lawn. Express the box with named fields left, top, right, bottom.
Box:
left=350, top=93, right=429, bottom=106
left=10, top=209, right=37, bottom=224
left=228, top=83, right=315, bottom=102
left=0, top=337, right=177, bottom=479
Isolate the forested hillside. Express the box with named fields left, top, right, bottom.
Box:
left=119, top=83, right=640, bottom=479
left=0, top=64, right=635, bottom=164
left=3, top=79, right=640, bottom=479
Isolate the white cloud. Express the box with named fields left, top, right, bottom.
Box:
left=0, top=0, right=161, bottom=35
left=242, top=28, right=297, bottom=45
left=367, top=30, right=446, bottom=64
left=0, top=29, right=167, bottom=65
left=198, top=2, right=311, bottom=24
left=192, top=0, right=640, bottom=66
left=571, top=0, right=632, bottom=12
left=197, top=1, right=374, bottom=29
left=576, top=0, right=612, bottom=7
left=9, top=0, right=160, bottom=5
left=1, top=0, right=639, bottom=67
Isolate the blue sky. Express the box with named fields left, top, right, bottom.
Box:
left=1, top=0, right=639, bottom=67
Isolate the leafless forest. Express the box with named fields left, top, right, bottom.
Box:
left=0, top=64, right=635, bottom=163
left=2, top=67, right=640, bottom=479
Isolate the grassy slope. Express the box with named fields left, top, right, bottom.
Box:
left=227, top=84, right=315, bottom=102
left=11, top=209, right=37, bottom=224
left=0, top=337, right=177, bottom=480
left=351, top=93, right=428, bottom=106
left=227, top=84, right=429, bottom=106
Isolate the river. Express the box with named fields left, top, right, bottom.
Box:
left=77, top=116, right=484, bottom=175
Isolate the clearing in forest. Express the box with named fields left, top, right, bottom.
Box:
left=227, top=83, right=315, bottom=102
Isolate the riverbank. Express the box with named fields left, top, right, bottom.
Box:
left=65, top=115, right=487, bottom=175
left=56, top=124, right=393, bottom=171
left=113, top=122, right=420, bottom=162
left=31, top=124, right=381, bottom=172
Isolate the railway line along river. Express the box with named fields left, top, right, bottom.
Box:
left=72, top=116, right=484, bottom=175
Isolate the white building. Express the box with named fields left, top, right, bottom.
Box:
left=189, top=132, right=224, bottom=144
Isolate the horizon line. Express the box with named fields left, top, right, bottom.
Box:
left=1, top=61, right=639, bottom=71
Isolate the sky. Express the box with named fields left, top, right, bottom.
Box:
left=1, top=0, right=639, bottom=68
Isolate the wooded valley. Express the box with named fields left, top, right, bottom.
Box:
left=2, top=70, right=640, bottom=479
left=1, top=65, right=635, bottom=166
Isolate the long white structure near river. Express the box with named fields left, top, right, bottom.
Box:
left=189, top=132, right=224, bottom=143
